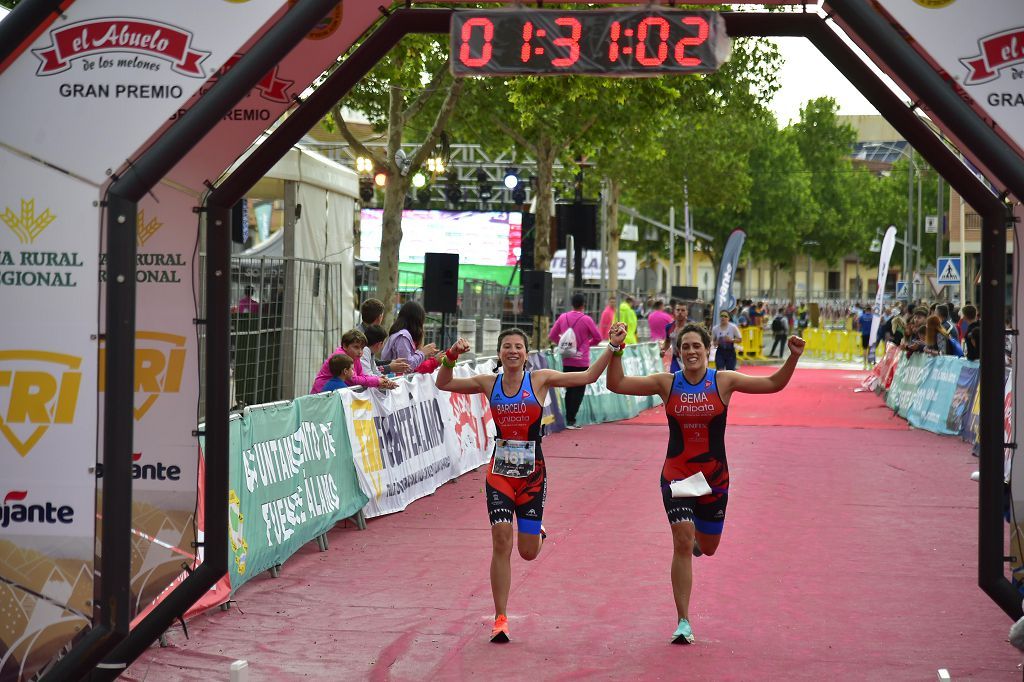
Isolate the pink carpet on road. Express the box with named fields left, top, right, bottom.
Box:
left=125, top=368, right=1020, bottom=681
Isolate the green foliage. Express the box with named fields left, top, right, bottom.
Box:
left=623, top=38, right=784, bottom=262
left=790, top=97, right=873, bottom=265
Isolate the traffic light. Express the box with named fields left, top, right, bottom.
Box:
left=359, top=176, right=374, bottom=202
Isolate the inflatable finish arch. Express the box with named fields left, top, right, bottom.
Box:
left=0, top=1, right=1021, bottom=678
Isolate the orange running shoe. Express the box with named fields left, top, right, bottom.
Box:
left=490, top=614, right=510, bottom=643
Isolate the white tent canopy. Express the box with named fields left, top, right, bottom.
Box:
left=241, top=143, right=359, bottom=395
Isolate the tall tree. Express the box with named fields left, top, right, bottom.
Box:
left=742, top=122, right=815, bottom=297
left=628, top=38, right=784, bottom=276
left=328, top=35, right=463, bottom=323
left=583, top=78, right=679, bottom=292
left=790, top=97, right=862, bottom=266
left=456, top=75, right=616, bottom=274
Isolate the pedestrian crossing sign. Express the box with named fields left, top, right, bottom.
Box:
left=937, top=257, right=961, bottom=285
left=895, top=280, right=908, bottom=300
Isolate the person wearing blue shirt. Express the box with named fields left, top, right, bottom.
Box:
left=321, top=353, right=354, bottom=392
left=858, top=307, right=875, bottom=367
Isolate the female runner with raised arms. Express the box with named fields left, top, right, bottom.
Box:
left=435, top=323, right=628, bottom=643
left=607, top=323, right=804, bottom=645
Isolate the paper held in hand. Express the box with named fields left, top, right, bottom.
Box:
left=669, top=471, right=713, bottom=498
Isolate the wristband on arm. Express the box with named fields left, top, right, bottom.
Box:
left=441, top=355, right=457, bottom=369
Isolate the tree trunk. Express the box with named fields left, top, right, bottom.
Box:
left=378, top=176, right=408, bottom=326
left=606, top=177, right=622, bottom=292
left=375, top=83, right=408, bottom=328
left=532, top=141, right=556, bottom=273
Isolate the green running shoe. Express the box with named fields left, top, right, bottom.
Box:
left=672, top=618, right=695, bottom=645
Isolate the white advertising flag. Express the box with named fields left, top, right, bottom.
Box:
left=869, top=226, right=898, bottom=347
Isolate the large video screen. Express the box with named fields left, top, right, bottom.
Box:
left=358, top=209, right=521, bottom=266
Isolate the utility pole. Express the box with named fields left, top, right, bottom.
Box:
left=684, top=178, right=693, bottom=286
left=916, top=165, right=923, bottom=293
left=906, top=148, right=914, bottom=293
left=936, top=176, right=944, bottom=297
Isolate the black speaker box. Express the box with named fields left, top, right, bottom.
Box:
left=423, top=252, right=459, bottom=314
left=521, top=269, right=552, bottom=317
left=556, top=202, right=598, bottom=249
left=519, top=212, right=535, bottom=270
left=671, top=285, right=699, bottom=301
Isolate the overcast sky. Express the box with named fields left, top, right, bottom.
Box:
left=770, top=36, right=881, bottom=126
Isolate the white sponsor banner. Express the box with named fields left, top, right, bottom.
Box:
left=0, top=0, right=286, bottom=183
left=869, top=226, right=897, bottom=347
left=0, top=149, right=98, bottom=677
left=93, top=186, right=202, bottom=618
left=0, top=148, right=98, bottom=558
left=551, top=249, right=637, bottom=280
left=164, top=2, right=383, bottom=193
left=97, top=188, right=200, bottom=499
left=341, top=369, right=494, bottom=518
left=871, top=0, right=1024, bottom=159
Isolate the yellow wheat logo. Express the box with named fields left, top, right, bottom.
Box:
left=136, top=210, right=163, bottom=247
left=1, top=199, right=56, bottom=244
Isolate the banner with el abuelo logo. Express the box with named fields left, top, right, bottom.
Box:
left=0, top=148, right=100, bottom=681
left=227, top=391, right=368, bottom=591
left=342, top=370, right=494, bottom=518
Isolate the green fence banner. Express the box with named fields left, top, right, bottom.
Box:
left=574, top=342, right=663, bottom=425
left=228, top=391, right=368, bottom=589
left=886, top=353, right=979, bottom=435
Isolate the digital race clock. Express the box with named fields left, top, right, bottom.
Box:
left=450, top=8, right=731, bottom=77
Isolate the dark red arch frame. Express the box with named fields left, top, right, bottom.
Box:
left=1, top=2, right=1020, bottom=678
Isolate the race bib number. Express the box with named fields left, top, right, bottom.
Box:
left=491, top=439, right=536, bottom=478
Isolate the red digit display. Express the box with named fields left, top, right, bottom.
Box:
left=450, top=9, right=728, bottom=77
left=608, top=21, right=622, bottom=63
left=459, top=17, right=494, bottom=68
left=550, top=17, right=582, bottom=68
left=674, top=16, right=709, bottom=67
left=520, top=21, right=534, bottom=63
left=635, top=16, right=670, bottom=67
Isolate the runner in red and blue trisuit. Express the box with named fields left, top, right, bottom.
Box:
left=436, top=323, right=628, bottom=643
left=486, top=370, right=547, bottom=533
left=608, top=322, right=804, bottom=645
left=662, top=366, right=729, bottom=533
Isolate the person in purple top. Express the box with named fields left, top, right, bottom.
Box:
left=381, top=300, right=439, bottom=372
left=548, top=293, right=602, bottom=429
